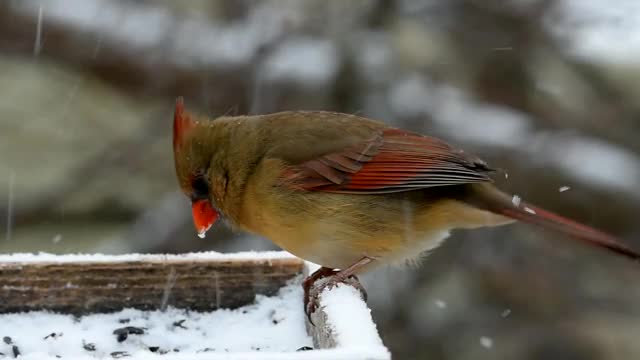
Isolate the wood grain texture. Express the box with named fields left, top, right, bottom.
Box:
left=307, top=306, right=337, bottom=349
left=0, top=257, right=304, bottom=315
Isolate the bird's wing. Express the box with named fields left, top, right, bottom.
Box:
left=281, top=128, right=494, bottom=194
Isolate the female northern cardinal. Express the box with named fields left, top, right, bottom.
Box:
left=172, top=97, right=638, bottom=314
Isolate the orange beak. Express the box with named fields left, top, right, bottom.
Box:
left=191, top=199, right=218, bottom=238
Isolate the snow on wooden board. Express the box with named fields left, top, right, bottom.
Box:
left=0, top=253, right=390, bottom=359
left=314, top=284, right=389, bottom=357
left=0, top=251, right=296, bottom=264
left=0, top=282, right=311, bottom=358
left=0, top=283, right=389, bottom=360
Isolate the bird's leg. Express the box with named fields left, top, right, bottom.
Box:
left=304, top=256, right=374, bottom=320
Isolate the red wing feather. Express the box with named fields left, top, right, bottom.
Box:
left=284, top=128, right=493, bottom=194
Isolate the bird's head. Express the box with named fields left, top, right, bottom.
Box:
left=173, top=97, right=218, bottom=238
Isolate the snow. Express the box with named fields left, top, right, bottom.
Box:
left=302, top=264, right=389, bottom=358
left=541, top=135, right=640, bottom=192
left=511, top=195, right=522, bottom=207
left=389, top=76, right=640, bottom=197
left=319, top=285, right=389, bottom=358
left=0, top=256, right=389, bottom=359
left=547, top=0, right=640, bottom=64
left=12, top=0, right=302, bottom=68
left=0, top=281, right=312, bottom=359
left=34, top=5, right=43, bottom=56
left=16, top=0, right=171, bottom=49
left=352, top=32, right=394, bottom=86
left=262, top=38, right=339, bottom=86
left=52, top=234, right=62, bottom=244
left=434, top=300, right=447, bottom=309
left=0, top=251, right=296, bottom=264
left=389, top=76, right=532, bottom=148
left=479, top=336, right=493, bottom=349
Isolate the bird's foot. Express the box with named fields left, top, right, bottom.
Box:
left=303, top=269, right=368, bottom=322
left=303, top=267, right=337, bottom=308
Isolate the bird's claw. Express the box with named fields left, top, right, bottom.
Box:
left=303, top=267, right=337, bottom=319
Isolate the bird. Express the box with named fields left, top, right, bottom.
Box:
left=172, top=97, right=639, bottom=315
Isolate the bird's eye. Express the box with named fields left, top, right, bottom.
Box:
left=191, top=176, right=209, bottom=200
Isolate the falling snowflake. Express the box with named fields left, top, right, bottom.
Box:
left=511, top=195, right=521, bottom=207
left=480, top=336, right=493, bottom=349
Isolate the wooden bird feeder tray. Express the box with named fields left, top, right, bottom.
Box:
left=0, top=251, right=390, bottom=359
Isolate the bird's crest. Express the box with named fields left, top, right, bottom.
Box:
left=173, top=97, right=196, bottom=152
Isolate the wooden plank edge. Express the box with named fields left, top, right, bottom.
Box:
left=0, top=252, right=304, bottom=314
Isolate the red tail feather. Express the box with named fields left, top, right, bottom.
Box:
left=469, top=184, right=640, bottom=261
left=500, top=203, right=639, bottom=260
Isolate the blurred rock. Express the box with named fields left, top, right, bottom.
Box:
left=0, top=56, right=176, bottom=252
left=0, top=57, right=151, bottom=200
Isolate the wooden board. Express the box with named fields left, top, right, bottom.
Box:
left=0, top=254, right=304, bottom=314
left=0, top=254, right=390, bottom=359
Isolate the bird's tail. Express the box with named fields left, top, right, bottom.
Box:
left=466, top=183, right=640, bottom=261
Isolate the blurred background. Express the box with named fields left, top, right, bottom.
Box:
left=2, top=0, right=640, bottom=359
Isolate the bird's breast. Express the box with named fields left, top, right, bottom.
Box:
left=239, top=177, right=455, bottom=270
